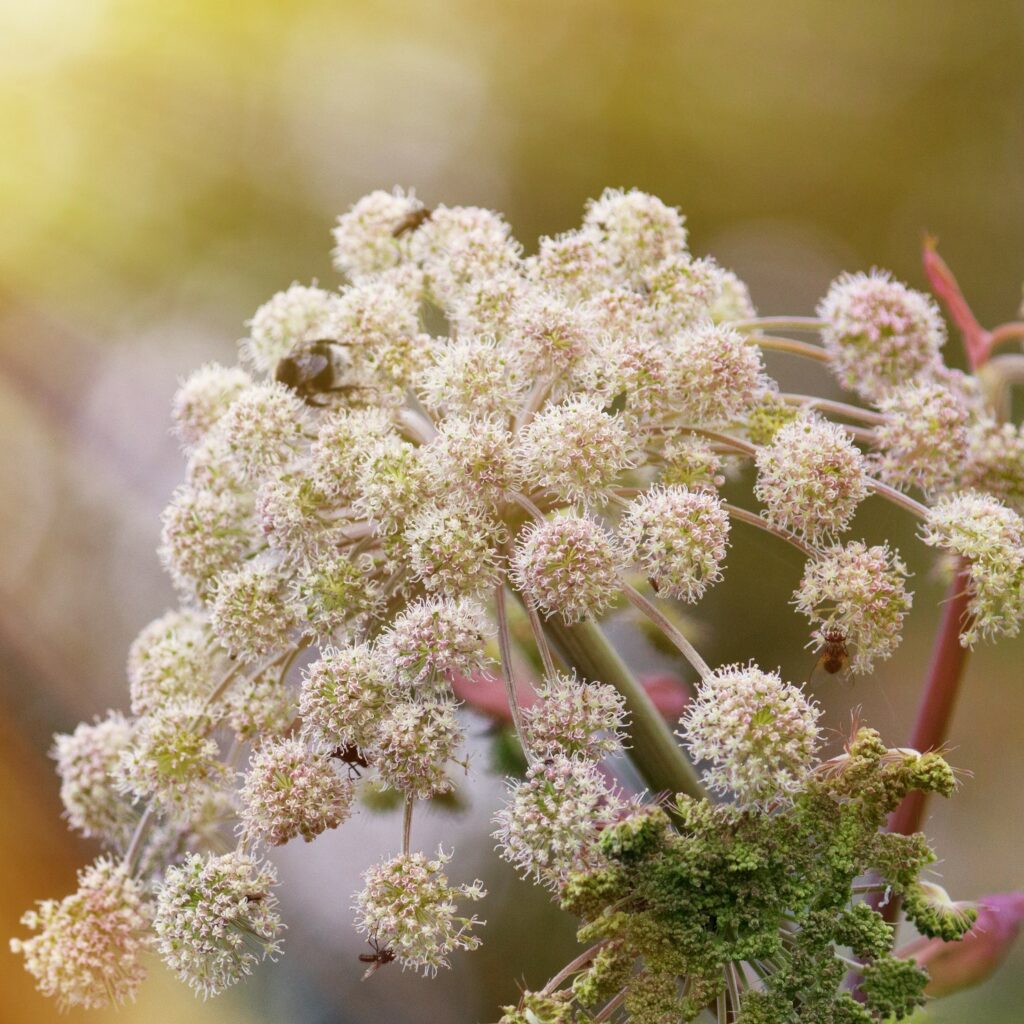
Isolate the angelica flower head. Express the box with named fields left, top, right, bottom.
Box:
left=794, top=541, right=913, bottom=674
left=309, top=406, right=394, bottom=502
left=299, top=642, right=396, bottom=752
left=379, top=595, right=492, bottom=690
left=52, top=712, right=137, bottom=845
left=510, top=513, right=622, bottom=623
left=239, top=736, right=355, bottom=848
left=10, top=858, right=150, bottom=1010
left=678, top=662, right=821, bottom=805
left=417, top=336, right=526, bottom=420
left=210, top=563, right=297, bottom=663
left=818, top=270, right=946, bottom=401
left=510, top=293, right=597, bottom=376
left=331, top=187, right=425, bottom=278
left=516, top=394, right=635, bottom=505
left=920, top=491, right=1024, bottom=645
left=642, top=254, right=722, bottom=332
left=521, top=672, right=628, bottom=759
left=221, top=382, right=306, bottom=480
left=353, top=849, right=485, bottom=975
left=369, top=697, right=464, bottom=799
left=493, top=754, right=626, bottom=888
left=528, top=228, right=615, bottom=302
left=425, top=415, right=522, bottom=505
left=114, top=701, right=228, bottom=812
left=154, top=851, right=282, bottom=997
left=873, top=381, right=970, bottom=495
left=243, top=283, right=342, bottom=375
left=583, top=187, right=687, bottom=275
left=293, top=552, right=380, bottom=642
left=754, top=416, right=868, bottom=544
left=172, top=363, right=253, bottom=450
left=127, top=608, right=216, bottom=715
left=672, top=321, right=767, bottom=423
left=619, top=485, right=730, bottom=602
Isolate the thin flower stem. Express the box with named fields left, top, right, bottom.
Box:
left=524, top=597, right=558, bottom=681
left=123, top=806, right=156, bottom=875
left=685, top=428, right=758, bottom=458
left=731, top=316, right=828, bottom=333
left=540, top=942, right=609, bottom=996
left=402, top=796, right=414, bottom=856
left=866, top=479, right=931, bottom=521
left=780, top=393, right=889, bottom=426
left=594, top=987, right=628, bottom=1022
left=495, top=583, right=535, bottom=765
left=621, top=581, right=713, bottom=682
left=747, top=335, right=832, bottom=363
left=543, top=617, right=706, bottom=800
left=397, top=407, right=438, bottom=444
left=988, top=321, right=1024, bottom=348
left=511, top=492, right=546, bottom=521
left=722, top=503, right=818, bottom=559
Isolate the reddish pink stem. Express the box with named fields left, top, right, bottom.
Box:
left=887, top=562, right=973, bottom=839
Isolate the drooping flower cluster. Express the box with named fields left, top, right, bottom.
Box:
left=15, top=187, right=1024, bottom=1016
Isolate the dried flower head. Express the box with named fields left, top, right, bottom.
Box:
left=353, top=850, right=485, bottom=975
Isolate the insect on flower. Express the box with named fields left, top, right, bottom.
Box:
left=811, top=628, right=852, bottom=687
left=274, top=339, right=345, bottom=406
left=358, top=933, right=396, bottom=979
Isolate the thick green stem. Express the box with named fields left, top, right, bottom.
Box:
left=543, top=617, right=706, bottom=800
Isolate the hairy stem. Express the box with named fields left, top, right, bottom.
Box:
left=543, top=617, right=706, bottom=800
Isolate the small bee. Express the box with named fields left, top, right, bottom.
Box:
left=331, top=743, right=370, bottom=778
left=391, top=207, right=432, bottom=238
left=274, top=339, right=340, bottom=406
left=358, top=934, right=396, bottom=980
left=811, top=629, right=852, bottom=686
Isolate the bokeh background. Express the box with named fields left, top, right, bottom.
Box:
left=2, top=2, right=1023, bottom=1022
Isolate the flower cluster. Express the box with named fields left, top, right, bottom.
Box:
left=353, top=850, right=485, bottom=974
left=16, top=187, right=1024, bottom=1016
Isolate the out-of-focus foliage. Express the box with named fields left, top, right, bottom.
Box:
left=0, top=2, right=1021, bottom=1022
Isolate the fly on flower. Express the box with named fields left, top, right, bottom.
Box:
left=358, top=932, right=396, bottom=980
left=810, top=628, right=853, bottom=688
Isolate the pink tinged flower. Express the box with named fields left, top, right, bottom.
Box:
left=900, top=891, right=1024, bottom=998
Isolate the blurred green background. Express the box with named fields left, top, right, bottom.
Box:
left=1, top=2, right=1022, bottom=1022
